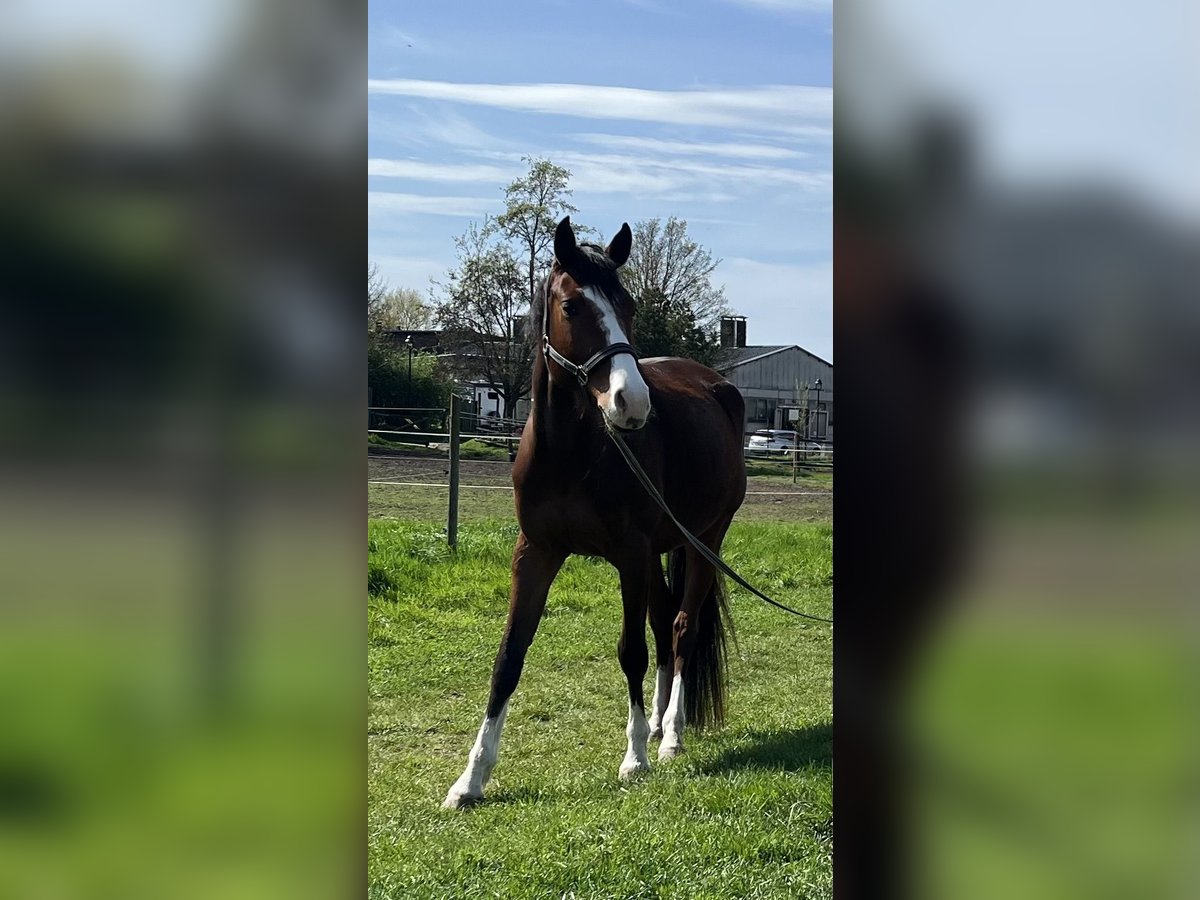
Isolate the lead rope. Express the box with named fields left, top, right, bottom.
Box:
left=606, top=429, right=834, bottom=625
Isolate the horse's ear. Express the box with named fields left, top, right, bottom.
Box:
left=554, top=216, right=578, bottom=267
left=607, top=222, right=632, bottom=268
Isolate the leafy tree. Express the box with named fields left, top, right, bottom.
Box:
left=622, top=218, right=729, bottom=366
left=432, top=223, right=532, bottom=419
left=429, top=158, right=586, bottom=418
left=376, top=287, right=433, bottom=330
left=368, top=264, right=448, bottom=407
left=368, top=263, right=433, bottom=331
left=492, top=157, right=579, bottom=314
left=634, top=288, right=723, bottom=367
left=367, top=338, right=454, bottom=410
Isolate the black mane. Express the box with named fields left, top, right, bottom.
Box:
left=529, top=242, right=635, bottom=339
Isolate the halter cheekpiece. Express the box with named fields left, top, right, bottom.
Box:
left=541, top=272, right=637, bottom=387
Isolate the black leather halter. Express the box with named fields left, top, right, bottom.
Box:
left=541, top=279, right=637, bottom=387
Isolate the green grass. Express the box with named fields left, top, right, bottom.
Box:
left=369, top=481, right=517, bottom=522
left=908, top=622, right=1200, bottom=900
left=743, top=458, right=833, bottom=480
left=368, top=518, right=832, bottom=899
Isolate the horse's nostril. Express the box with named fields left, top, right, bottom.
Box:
left=614, top=390, right=627, bottom=411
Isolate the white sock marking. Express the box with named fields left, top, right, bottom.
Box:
left=659, top=672, right=686, bottom=760
left=619, top=701, right=651, bottom=780
left=648, top=665, right=670, bottom=738
left=443, top=701, right=508, bottom=808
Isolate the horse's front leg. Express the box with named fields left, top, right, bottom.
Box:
left=443, top=533, right=564, bottom=809
left=615, top=547, right=653, bottom=780
left=646, top=556, right=676, bottom=742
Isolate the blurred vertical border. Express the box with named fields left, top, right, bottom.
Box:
left=835, top=1, right=1200, bottom=898
left=0, top=1, right=364, bottom=897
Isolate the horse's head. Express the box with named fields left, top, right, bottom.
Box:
left=541, top=216, right=652, bottom=432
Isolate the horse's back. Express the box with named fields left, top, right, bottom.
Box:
left=640, top=357, right=747, bottom=534
left=641, top=357, right=744, bottom=431
left=640, top=356, right=728, bottom=392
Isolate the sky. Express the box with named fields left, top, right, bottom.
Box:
left=368, top=0, right=832, bottom=361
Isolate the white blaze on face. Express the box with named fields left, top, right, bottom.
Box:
left=581, top=286, right=651, bottom=430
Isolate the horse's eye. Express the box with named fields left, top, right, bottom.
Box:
left=561, top=299, right=578, bottom=318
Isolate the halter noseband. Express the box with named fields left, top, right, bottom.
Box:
left=541, top=276, right=637, bottom=387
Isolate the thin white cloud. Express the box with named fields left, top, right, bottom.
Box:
left=573, top=134, right=812, bottom=160
left=474, top=149, right=831, bottom=197
left=366, top=79, right=831, bottom=131
left=368, top=158, right=515, bottom=183
left=368, top=191, right=495, bottom=218
left=413, top=107, right=512, bottom=150
left=368, top=147, right=831, bottom=199
left=369, top=106, right=514, bottom=154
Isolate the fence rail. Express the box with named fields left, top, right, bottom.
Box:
left=369, top=406, right=832, bottom=543
left=369, top=429, right=521, bottom=443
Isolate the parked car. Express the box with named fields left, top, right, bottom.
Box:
left=746, top=430, right=832, bottom=459
left=746, top=429, right=798, bottom=457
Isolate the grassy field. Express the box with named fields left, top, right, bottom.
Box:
left=368, top=510, right=833, bottom=899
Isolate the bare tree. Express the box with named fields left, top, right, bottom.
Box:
left=433, top=223, right=532, bottom=419
left=368, top=261, right=388, bottom=329
left=622, top=217, right=728, bottom=365
left=623, top=217, right=729, bottom=330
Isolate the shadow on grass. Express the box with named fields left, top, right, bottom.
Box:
left=695, top=721, right=832, bottom=774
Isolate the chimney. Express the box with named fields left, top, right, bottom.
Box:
left=720, top=315, right=747, bottom=349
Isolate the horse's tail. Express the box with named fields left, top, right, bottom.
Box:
left=667, top=547, right=732, bottom=731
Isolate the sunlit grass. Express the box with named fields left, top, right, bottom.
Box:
left=368, top=518, right=833, bottom=899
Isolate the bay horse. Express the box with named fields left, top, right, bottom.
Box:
left=443, top=216, right=747, bottom=809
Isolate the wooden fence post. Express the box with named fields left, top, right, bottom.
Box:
left=447, top=394, right=461, bottom=550
left=793, top=428, right=799, bottom=484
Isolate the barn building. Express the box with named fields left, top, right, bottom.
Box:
left=715, top=317, right=833, bottom=441
left=383, top=319, right=832, bottom=441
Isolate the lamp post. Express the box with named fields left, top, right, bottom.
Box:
left=813, top=378, right=822, bottom=441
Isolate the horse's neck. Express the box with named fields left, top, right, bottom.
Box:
left=529, top=352, right=602, bottom=462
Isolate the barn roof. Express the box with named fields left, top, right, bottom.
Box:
left=716, top=345, right=792, bottom=368
left=716, top=344, right=833, bottom=371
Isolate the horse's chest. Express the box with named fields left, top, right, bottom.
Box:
left=516, top=476, right=628, bottom=554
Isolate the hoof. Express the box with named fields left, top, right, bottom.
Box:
left=442, top=786, right=483, bottom=810
left=648, top=725, right=664, bottom=741
left=619, top=758, right=650, bottom=781
left=658, top=741, right=684, bottom=761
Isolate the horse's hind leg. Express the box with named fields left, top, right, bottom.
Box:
left=660, top=521, right=731, bottom=761
left=646, top=556, right=676, bottom=741
left=615, top=544, right=653, bottom=780
left=443, top=533, right=564, bottom=809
